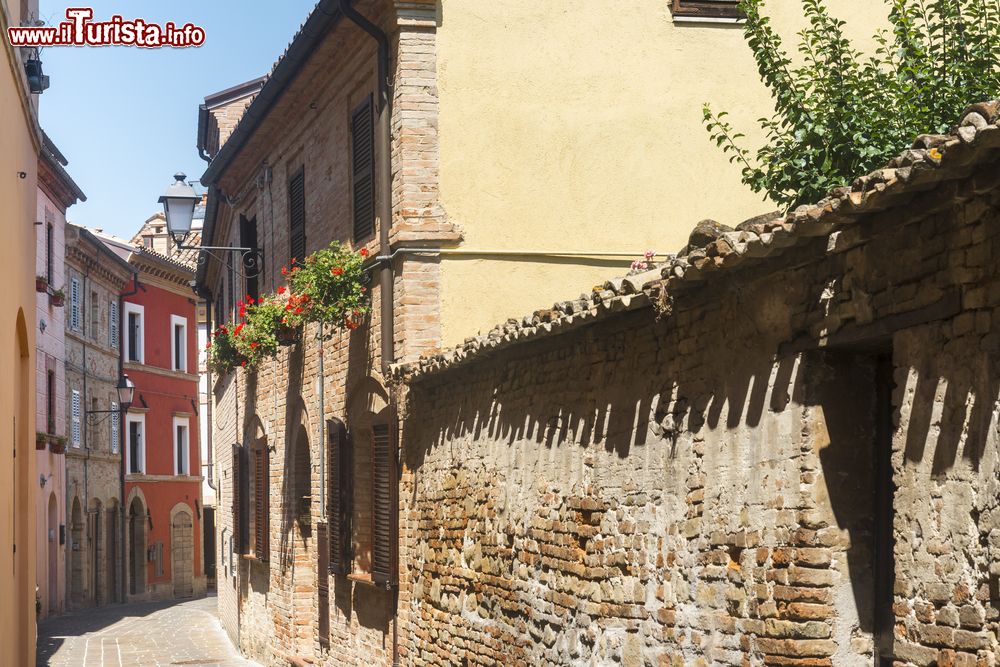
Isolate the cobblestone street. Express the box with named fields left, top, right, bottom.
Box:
left=37, top=594, right=259, bottom=667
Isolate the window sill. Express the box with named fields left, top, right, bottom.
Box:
left=347, top=573, right=375, bottom=586
left=672, top=14, right=744, bottom=24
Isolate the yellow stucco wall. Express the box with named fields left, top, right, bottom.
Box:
left=435, top=0, right=887, bottom=345
left=0, top=1, right=40, bottom=663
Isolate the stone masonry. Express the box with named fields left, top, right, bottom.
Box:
left=395, top=102, right=1000, bottom=666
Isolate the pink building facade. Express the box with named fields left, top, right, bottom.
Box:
left=34, top=135, right=85, bottom=619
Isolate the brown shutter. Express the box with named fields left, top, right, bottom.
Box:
left=351, top=96, right=375, bottom=243
left=288, top=168, right=306, bottom=264
left=371, top=421, right=397, bottom=587
left=317, top=522, right=330, bottom=646
left=231, top=443, right=242, bottom=554
left=254, top=448, right=269, bottom=560
left=328, top=419, right=352, bottom=574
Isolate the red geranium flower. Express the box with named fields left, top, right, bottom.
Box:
left=281, top=267, right=289, bottom=276
left=331, top=267, right=343, bottom=276
left=277, top=286, right=286, bottom=295
left=359, top=248, right=369, bottom=258
left=234, top=323, right=245, bottom=336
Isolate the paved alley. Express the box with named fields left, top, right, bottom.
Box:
left=36, top=595, right=260, bottom=667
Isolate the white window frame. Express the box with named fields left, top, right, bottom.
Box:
left=126, top=413, right=146, bottom=475
left=173, top=415, right=190, bottom=476
left=70, top=389, right=81, bottom=447
left=69, top=277, right=81, bottom=332
left=170, top=314, right=188, bottom=373
left=110, top=402, right=120, bottom=454
left=123, top=302, right=144, bottom=364
left=109, top=300, right=119, bottom=350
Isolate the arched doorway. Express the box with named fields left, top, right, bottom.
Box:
left=127, top=496, right=146, bottom=597
left=69, top=498, right=84, bottom=606
left=106, top=500, right=120, bottom=604
left=291, top=423, right=313, bottom=651
left=89, top=498, right=103, bottom=606
left=47, top=493, right=58, bottom=613
left=170, top=506, right=194, bottom=598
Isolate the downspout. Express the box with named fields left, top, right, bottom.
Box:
left=337, top=3, right=398, bottom=666
left=118, top=270, right=140, bottom=604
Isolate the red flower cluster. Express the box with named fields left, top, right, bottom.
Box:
left=359, top=248, right=369, bottom=258
left=331, top=267, right=344, bottom=276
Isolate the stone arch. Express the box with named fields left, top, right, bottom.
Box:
left=127, top=492, right=147, bottom=598
left=68, top=496, right=84, bottom=606
left=169, top=503, right=194, bottom=598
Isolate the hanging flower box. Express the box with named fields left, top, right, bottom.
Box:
left=35, top=276, right=48, bottom=293
left=276, top=324, right=302, bottom=346
left=49, top=288, right=65, bottom=308
left=35, top=432, right=47, bottom=450
left=49, top=436, right=66, bottom=455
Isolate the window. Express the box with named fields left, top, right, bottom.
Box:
left=45, top=223, right=53, bottom=284
left=142, top=236, right=153, bottom=248
left=124, top=303, right=144, bottom=363
left=370, top=422, right=397, bottom=586
left=226, top=256, right=235, bottom=322
left=327, top=419, right=350, bottom=574
left=288, top=168, right=306, bottom=265
left=110, top=403, right=119, bottom=454
left=232, top=444, right=249, bottom=554
left=173, top=416, right=190, bottom=475
left=46, top=370, right=55, bottom=434
left=69, top=277, right=81, bottom=331
left=239, top=216, right=259, bottom=303
left=671, top=0, right=741, bottom=19
left=109, top=300, right=119, bottom=349
left=171, top=315, right=188, bottom=372
left=70, top=389, right=81, bottom=447
left=351, top=96, right=375, bottom=242
left=90, top=291, right=99, bottom=340
left=127, top=414, right=145, bottom=474
left=251, top=443, right=269, bottom=560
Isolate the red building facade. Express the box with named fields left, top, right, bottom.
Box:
left=100, top=236, right=205, bottom=600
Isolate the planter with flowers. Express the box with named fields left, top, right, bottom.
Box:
left=35, top=431, right=47, bottom=451
left=49, top=436, right=67, bottom=455
left=49, top=288, right=65, bottom=308
left=206, top=325, right=246, bottom=375
left=36, top=276, right=48, bottom=293
left=283, top=242, right=369, bottom=337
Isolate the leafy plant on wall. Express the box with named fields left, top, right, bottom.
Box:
left=704, top=0, right=1000, bottom=209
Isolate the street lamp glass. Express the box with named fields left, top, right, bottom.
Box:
left=158, top=172, right=200, bottom=244
left=117, top=374, right=135, bottom=411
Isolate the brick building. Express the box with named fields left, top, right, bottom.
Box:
left=97, top=231, right=206, bottom=601
left=34, top=132, right=86, bottom=619
left=64, top=224, right=132, bottom=610
left=394, top=102, right=1000, bottom=665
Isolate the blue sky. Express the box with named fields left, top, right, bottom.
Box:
left=39, top=0, right=317, bottom=238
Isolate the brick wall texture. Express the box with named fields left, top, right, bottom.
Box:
left=399, top=169, right=1000, bottom=666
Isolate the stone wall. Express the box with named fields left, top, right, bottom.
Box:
left=398, top=162, right=1000, bottom=665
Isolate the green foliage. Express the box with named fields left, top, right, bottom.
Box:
left=206, top=324, right=245, bottom=374
left=704, top=0, right=1000, bottom=209
left=283, top=242, right=369, bottom=337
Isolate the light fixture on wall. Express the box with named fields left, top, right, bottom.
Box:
left=158, top=172, right=263, bottom=278
left=85, top=373, right=135, bottom=420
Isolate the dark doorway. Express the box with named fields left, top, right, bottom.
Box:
left=873, top=353, right=896, bottom=665
left=203, top=507, right=216, bottom=587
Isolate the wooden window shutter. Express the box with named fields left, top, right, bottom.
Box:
left=254, top=448, right=269, bottom=560
left=351, top=96, right=375, bottom=243
left=371, top=421, right=397, bottom=587
left=317, top=522, right=330, bottom=646
left=288, top=168, right=306, bottom=265
left=239, top=215, right=260, bottom=302
left=671, top=0, right=742, bottom=19
left=233, top=444, right=248, bottom=554
left=327, top=419, right=351, bottom=574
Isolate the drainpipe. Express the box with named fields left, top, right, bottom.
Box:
left=318, top=323, right=325, bottom=519
left=118, top=270, right=140, bottom=604
left=337, top=3, right=398, bottom=665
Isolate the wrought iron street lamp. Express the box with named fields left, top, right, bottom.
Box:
left=158, top=171, right=263, bottom=278
left=86, top=373, right=134, bottom=418
left=159, top=172, right=201, bottom=246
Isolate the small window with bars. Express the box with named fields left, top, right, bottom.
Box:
left=671, top=0, right=742, bottom=19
